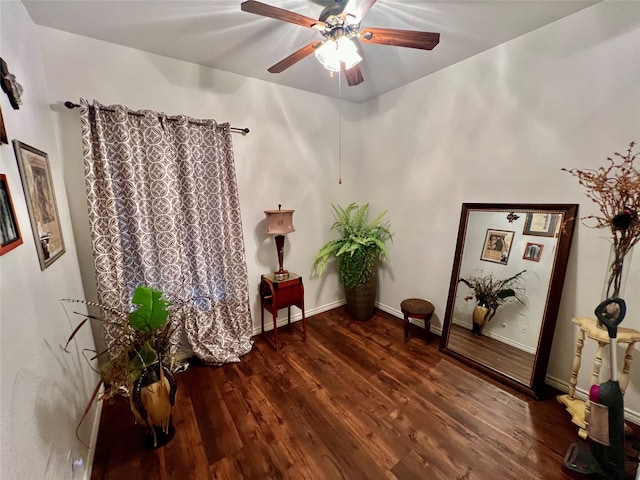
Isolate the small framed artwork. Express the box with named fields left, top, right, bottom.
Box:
left=0, top=174, right=23, bottom=255
left=523, top=242, right=544, bottom=262
left=480, top=229, right=515, bottom=265
left=13, top=140, right=65, bottom=269
left=523, top=213, right=559, bottom=237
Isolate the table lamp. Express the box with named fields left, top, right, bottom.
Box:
left=264, top=205, right=295, bottom=281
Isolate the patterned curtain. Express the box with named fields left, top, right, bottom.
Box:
left=79, top=99, right=253, bottom=365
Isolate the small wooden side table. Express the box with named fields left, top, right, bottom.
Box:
left=260, top=273, right=306, bottom=350
left=557, top=316, right=640, bottom=439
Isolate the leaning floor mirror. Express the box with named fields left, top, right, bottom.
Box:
left=440, top=203, right=578, bottom=399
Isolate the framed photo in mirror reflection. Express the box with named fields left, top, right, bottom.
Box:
left=480, top=228, right=514, bottom=264
left=523, top=242, right=544, bottom=262
left=523, top=213, right=559, bottom=237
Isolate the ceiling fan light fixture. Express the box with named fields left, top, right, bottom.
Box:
left=315, top=37, right=362, bottom=72
left=337, top=36, right=362, bottom=69
left=241, top=0, right=441, bottom=87
left=315, top=40, right=341, bottom=72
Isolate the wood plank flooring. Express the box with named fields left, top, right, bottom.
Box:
left=90, top=307, right=640, bottom=479
left=447, top=323, right=535, bottom=385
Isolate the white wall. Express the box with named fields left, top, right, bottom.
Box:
left=2, top=1, right=639, bottom=477
left=34, top=25, right=352, bottom=326
left=353, top=1, right=640, bottom=415
left=0, top=2, right=99, bottom=479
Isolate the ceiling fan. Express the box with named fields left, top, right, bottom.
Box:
left=240, top=0, right=440, bottom=87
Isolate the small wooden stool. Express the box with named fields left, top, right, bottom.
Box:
left=401, top=298, right=435, bottom=344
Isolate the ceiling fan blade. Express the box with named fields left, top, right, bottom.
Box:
left=348, top=0, right=377, bottom=22
left=268, top=42, right=321, bottom=73
left=343, top=63, right=364, bottom=86
left=241, top=1, right=323, bottom=29
left=360, top=27, right=440, bottom=50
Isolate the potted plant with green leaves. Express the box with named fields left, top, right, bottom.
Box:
left=62, top=285, right=185, bottom=448
left=458, top=270, right=527, bottom=334
left=312, top=203, right=392, bottom=321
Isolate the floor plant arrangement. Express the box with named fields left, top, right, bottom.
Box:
left=312, top=202, right=392, bottom=321
left=61, top=285, right=184, bottom=448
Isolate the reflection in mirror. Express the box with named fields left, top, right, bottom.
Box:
left=440, top=203, right=578, bottom=398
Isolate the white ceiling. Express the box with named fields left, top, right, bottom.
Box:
left=22, top=0, right=599, bottom=103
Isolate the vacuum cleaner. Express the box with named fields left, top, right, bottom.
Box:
left=563, top=297, right=627, bottom=479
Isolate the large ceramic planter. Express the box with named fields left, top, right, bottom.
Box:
left=471, top=302, right=496, bottom=335
left=345, top=270, right=378, bottom=321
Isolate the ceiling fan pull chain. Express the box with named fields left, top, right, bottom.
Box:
left=338, top=71, right=342, bottom=185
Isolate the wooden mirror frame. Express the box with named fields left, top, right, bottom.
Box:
left=439, top=203, right=578, bottom=399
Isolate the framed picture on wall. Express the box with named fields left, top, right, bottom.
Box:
left=480, top=229, right=514, bottom=265
left=523, top=242, right=544, bottom=262
left=13, top=140, right=65, bottom=269
left=523, top=213, right=559, bottom=237
left=0, top=174, right=23, bottom=255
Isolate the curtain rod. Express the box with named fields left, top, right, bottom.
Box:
left=64, top=101, right=250, bottom=135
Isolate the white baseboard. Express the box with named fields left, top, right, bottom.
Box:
left=252, top=300, right=345, bottom=335
left=83, top=387, right=103, bottom=480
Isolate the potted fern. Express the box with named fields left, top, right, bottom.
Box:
left=312, top=203, right=392, bottom=320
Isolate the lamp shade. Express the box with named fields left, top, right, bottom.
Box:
left=264, top=209, right=295, bottom=235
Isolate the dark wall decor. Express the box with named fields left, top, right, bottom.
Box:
left=13, top=140, right=65, bottom=269
left=0, top=104, right=7, bottom=144
left=0, top=58, right=23, bottom=110
left=0, top=174, right=23, bottom=255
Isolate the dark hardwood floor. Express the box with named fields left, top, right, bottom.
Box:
left=91, top=308, right=640, bottom=479
left=448, top=323, right=535, bottom=385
